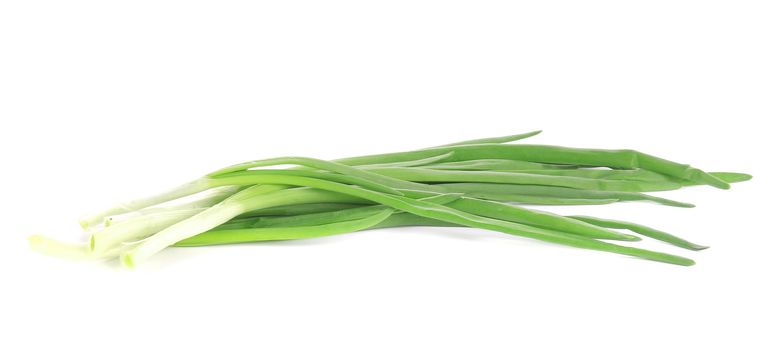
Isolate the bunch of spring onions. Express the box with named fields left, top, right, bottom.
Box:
left=29, top=131, right=751, bottom=267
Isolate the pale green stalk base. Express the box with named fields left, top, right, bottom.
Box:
left=102, top=186, right=240, bottom=227
left=90, top=208, right=206, bottom=255
left=121, top=202, right=246, bottom=268
left=120, top=185, right=356, bottom=267
left=29, top=235, right=129, bottom=261
left=79, top=178, right=212, bottom=230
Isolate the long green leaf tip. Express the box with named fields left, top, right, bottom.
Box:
left=568, top=216, right=709, bottom=251
left=708, top=172, right=752, bottom=184
left=430, top=130, right=543, bottom=148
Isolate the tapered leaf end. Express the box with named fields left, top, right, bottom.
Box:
left=710, top=172, right=753, bottom=184
left=687, top=243, right=710, bottom=251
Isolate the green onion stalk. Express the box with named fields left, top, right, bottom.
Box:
left=29, top=131, right=750, bottom=267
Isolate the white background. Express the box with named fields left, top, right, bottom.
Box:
left=1, top=1, right=775, bottom=349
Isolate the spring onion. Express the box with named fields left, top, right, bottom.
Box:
left=29, top=131, right=750, bottom=267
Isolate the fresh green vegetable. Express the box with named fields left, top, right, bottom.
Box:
left=29, top=131, right=750, bottom=268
